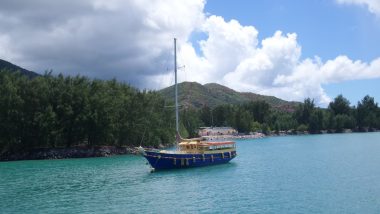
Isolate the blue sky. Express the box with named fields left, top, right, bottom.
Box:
left=205, top=0, right=380, bottom=61
left=0, top=0, right=379, bottom=106
left=203, top=0, right=380, bottom=106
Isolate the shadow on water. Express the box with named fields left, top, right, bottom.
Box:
left=143, top=161, right=238, bottom=177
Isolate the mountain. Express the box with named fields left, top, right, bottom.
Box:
left=159, top=82, right=300, bottom=112
left=0, top=58, right=298, bottom=111
left=0, top=59, right=39, bottom=78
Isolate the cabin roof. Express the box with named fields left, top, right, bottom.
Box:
left=179, top=141, right=199, bottom=145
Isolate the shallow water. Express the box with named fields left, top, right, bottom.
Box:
left=1, top=132, right=380, bottom=213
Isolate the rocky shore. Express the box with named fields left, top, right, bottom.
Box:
left=203, top=132, right=266, bottom=141
left=2, top=129, right=378, bottom=161
left=0, top=146, right=139, bottom=161
left=201, top=129, right=380, bottom=141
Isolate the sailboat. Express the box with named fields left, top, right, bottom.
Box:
left=138, top=38, right=237, bottom=171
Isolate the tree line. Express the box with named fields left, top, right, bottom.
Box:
left=1, top=70, right=379, bottom=153
left=0, top=70, right=175, bottom=152
left=181, top=95, right=380, bottom=137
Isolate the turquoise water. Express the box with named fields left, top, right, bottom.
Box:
left=1, top=132, right=380, bottom=213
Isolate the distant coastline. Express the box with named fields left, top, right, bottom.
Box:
left=0, top=146, right=139, bottom=161
left=202, top=128, right=380, bottom=141
left=1, top=71, right=379, bottom=162
left=203, top=132, right=266, bottom=141
left=1, top=129, right=379, bottom=161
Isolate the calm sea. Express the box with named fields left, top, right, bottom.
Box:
left=1, top=132, right=380, bottom=213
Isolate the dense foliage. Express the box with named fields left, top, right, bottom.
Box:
left=0, top=59, right=39, bottom=78
left=0, top=71, right=175, bottom=152
left=1, top=70, right=379, bottom=153
left=183, top=95, right=380, bottom=137
left=159, top=81, right=298, bottom=110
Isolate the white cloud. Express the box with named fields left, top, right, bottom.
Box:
left=0, top=0, right=379, bottom=105
left=0, top=0, right=205, bottom=87
left=176, top=15, right=258, bottom=85
left=337, top=0, right=380, bottom=16
left=177, top=16, right=380, bottom=106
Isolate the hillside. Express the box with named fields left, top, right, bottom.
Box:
left=0, top=58, right=298, bottom=111
left=0, top=59, right=39, bottom=78
left=159, top=82, right=299, bottom=111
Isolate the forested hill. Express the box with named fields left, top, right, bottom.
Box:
left=1, top=63, right=379, bottom=160
left=0, top=70, right=176, bottom=155
left=159, top=82, right=299, bottom=112
left=0, top=59, right=40, bottom=78
left=1, top=58, right=298, bottom=111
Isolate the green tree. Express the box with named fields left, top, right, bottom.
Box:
left=328, top=95, right=351, bottom=116
left=294, top=98, right=315, bottom=125
left=213, top=105, right=227, bottom=126
left=357, top=95, right=378, bottom=130
left=334, top=114, right=356, bottom=132
left=0, top=71, right=24, bottom=151
left=200, top=105, right=212, bottom=126
left=269, top=111, right=297, bottom=131
left=234, top=107, right=253, bottom=133
left=309, top=109, right=324, bottom=133
left=181, top=108, right=202, bottom=138
left=244, top=101, right=271, bottom=123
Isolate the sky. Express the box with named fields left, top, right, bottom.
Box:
left=0, top=0, right=379, bottom=106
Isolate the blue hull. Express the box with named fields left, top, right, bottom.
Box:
left=142, top=150, right=237, bottom=170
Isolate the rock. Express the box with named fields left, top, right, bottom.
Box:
left=0, top=146, right=140, bottom=161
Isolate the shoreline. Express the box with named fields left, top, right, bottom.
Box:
left=202, top=129, right=380, bottom=141
left=203, top=132, right=266, bottom=141
left=0, top=146, right=140, bottom=162
left=1, top=130, right=379, bottom=162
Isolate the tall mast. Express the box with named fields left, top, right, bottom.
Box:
left=174, top=38, right=179, bottom=136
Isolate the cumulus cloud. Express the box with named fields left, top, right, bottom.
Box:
left=0, top=0, right=379, bottom=105
left=177, top=15, right=258, bottom=85
left=336, top=0, right=380, bottom=16
left=0, top=0, right=205, bottom=87
left=177, top=15, right=380, bottom=105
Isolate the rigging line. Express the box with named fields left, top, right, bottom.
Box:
left=139, top=102, right=158, bottom=147
left=178, top=65, right=186, bottom=83
left=174, top=42, right=185, bottom=84
left=139, top=126, right=147, bottom=147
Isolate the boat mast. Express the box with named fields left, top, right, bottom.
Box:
left=174, top=38, right=179, bottom=139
